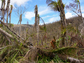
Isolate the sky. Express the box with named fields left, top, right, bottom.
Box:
left=0, top=0, right=84, bottom=25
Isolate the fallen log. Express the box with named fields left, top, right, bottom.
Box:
left=19, top=47, right=84, bottom=63
left=19, top=47, right=55, bottom=63
left=67, top=57, right=84, bottom=63
left=0, top=20, right=25, bottom=41
left=0, top=28, right=13, bottom=38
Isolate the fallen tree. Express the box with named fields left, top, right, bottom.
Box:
left=0, top=28, right=13, bottom=38
left=0, top=20, right=25, bottom=41
left=19, top=47, right=84, bottom=63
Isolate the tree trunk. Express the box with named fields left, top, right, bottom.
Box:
left=0, top=20, right=25, bottom=41
left=37, top=17, right=39, bottom=46
left=0, top=28, right=13, bottom=38
left=9, top=5, right=13, bottom=27
left=2, top=0, right=5, bottom=23
left=6, top=0, right=10, bottom=25
left=35, top=5, right=38, bottom=29
left=59, top=0, right=66, bottom=47
left=35, top=5, right=39, bottom=46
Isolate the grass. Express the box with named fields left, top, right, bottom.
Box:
left=37, top=54, right=70, bottom=63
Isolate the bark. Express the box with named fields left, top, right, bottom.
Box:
left=59, top=0, right=66, bottom=47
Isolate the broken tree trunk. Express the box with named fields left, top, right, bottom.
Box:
left=0, top=20, right=24, bottom=41
left=19, top=47, right=55, bottom=63
left=67, top=57, right=84, bottom=63
left=0, top=28, right=13, bottom=38
left=19, top=47, right=84, bottom=63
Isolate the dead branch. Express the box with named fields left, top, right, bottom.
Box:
left=0, top=20, right=25, bottom=41
left=67, top=57, right=84, bottom=63
left=0, top=28, right=13, bottom=38
left=5, top=36, right=11, bottom=44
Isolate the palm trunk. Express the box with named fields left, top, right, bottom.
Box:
left=2, top=1, right=5, bottom=23
left=37, top=17, right=39, bottom=46
left=6, top=0, right=10, bottom=25
left=35, top=5, right=38, bottom=29
left=59, top=0, right=66, bottom=47
left=35, top=5, right=38, bottom=46
left=9, top=5, right=13, bottom=27
left=19, top=14, right=22, bottom=42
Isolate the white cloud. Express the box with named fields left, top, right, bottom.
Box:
left=38, top=8, right=51, bottom=16
left=0, top=1, right=1, bottom=8
left=82, top=13, right=84, bottom=17
left=25, top=6, right=52, bottom=20
left=81, top=6, right=84, bottom=13
left=65, top=12, right=75, bottom=19
left=49, top=17, right=60, bottom=23
left=42, top=16, right=51, bottom=19
left=49, top=17, right=56, bottom=22
left=25, top=12, right=35, bottom=20
left=0, top=0, right=31, bottom=9
left=10, top=0, right=30, bottom=6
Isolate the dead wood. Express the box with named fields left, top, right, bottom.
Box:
left=19, top=47, right=55, bottom=63
left=5, top=36, right=11, bottom=44
left=19, top=46, right=84, bottom=63
left=67, top=57, right=84, bottom=63
left=0, top=28, right=13, bottom=38
left=0, top=20, right=24, bottom=41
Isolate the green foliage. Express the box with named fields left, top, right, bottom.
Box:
left=56, top=37, right=62, bottom=48
left=48, top=0, right=65, bottom=12
left=0, top=24, right=3, bottom=27
left=48, top=1, right=60, bottom=12
left=9, top=23, right=14, bottom=27
left=61, top=28, right=66, bottom=35
left=53, top=55, right=63, bottom=63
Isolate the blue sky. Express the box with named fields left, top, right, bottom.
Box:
left=0, top=0, right=84, bottom=25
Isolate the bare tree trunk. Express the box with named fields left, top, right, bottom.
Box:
left=9, top=5, right=13, bottom=27
left=37, top=17, right=39, bottom=46
left=19, top=14, right=22, bottom=42
left=2, top=0, right=5, bottom=23
left=35, top=5, right=38, bottom=29
left=59, top=0, right=66, bottom=47
left=35, top=5, right=39, bottom=46
left=0, top=20, right=25, bottom=41
left=0, top=28, right=13, bottom=38
left=6, top=0, right=10, bottom=25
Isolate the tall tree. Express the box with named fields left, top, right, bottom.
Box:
left=9, top=5, right=13, bottom=27
left=35, top=5, right=38, bottom=29
left=46, top=0, right=66, bottom=46
left=37, top=14, right=40, bottom=45
left=34, top=5, right=39, bottom=46
left=14, top=5, right=27, bottom=40
left=66, top=0, right=83, bottom=23
left=6, top=0, right=10, bottom=25
left=1, top=0, right=5, bottom=23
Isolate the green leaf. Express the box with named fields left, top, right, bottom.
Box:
left=11, top=51, right=19, bottom=62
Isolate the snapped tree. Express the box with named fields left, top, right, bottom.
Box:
left=66, top=0, right=83, bottom=23
left=46, top=0, right=67, bottom=47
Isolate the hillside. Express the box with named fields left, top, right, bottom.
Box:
left=12, top=16, right=83, bottom=46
